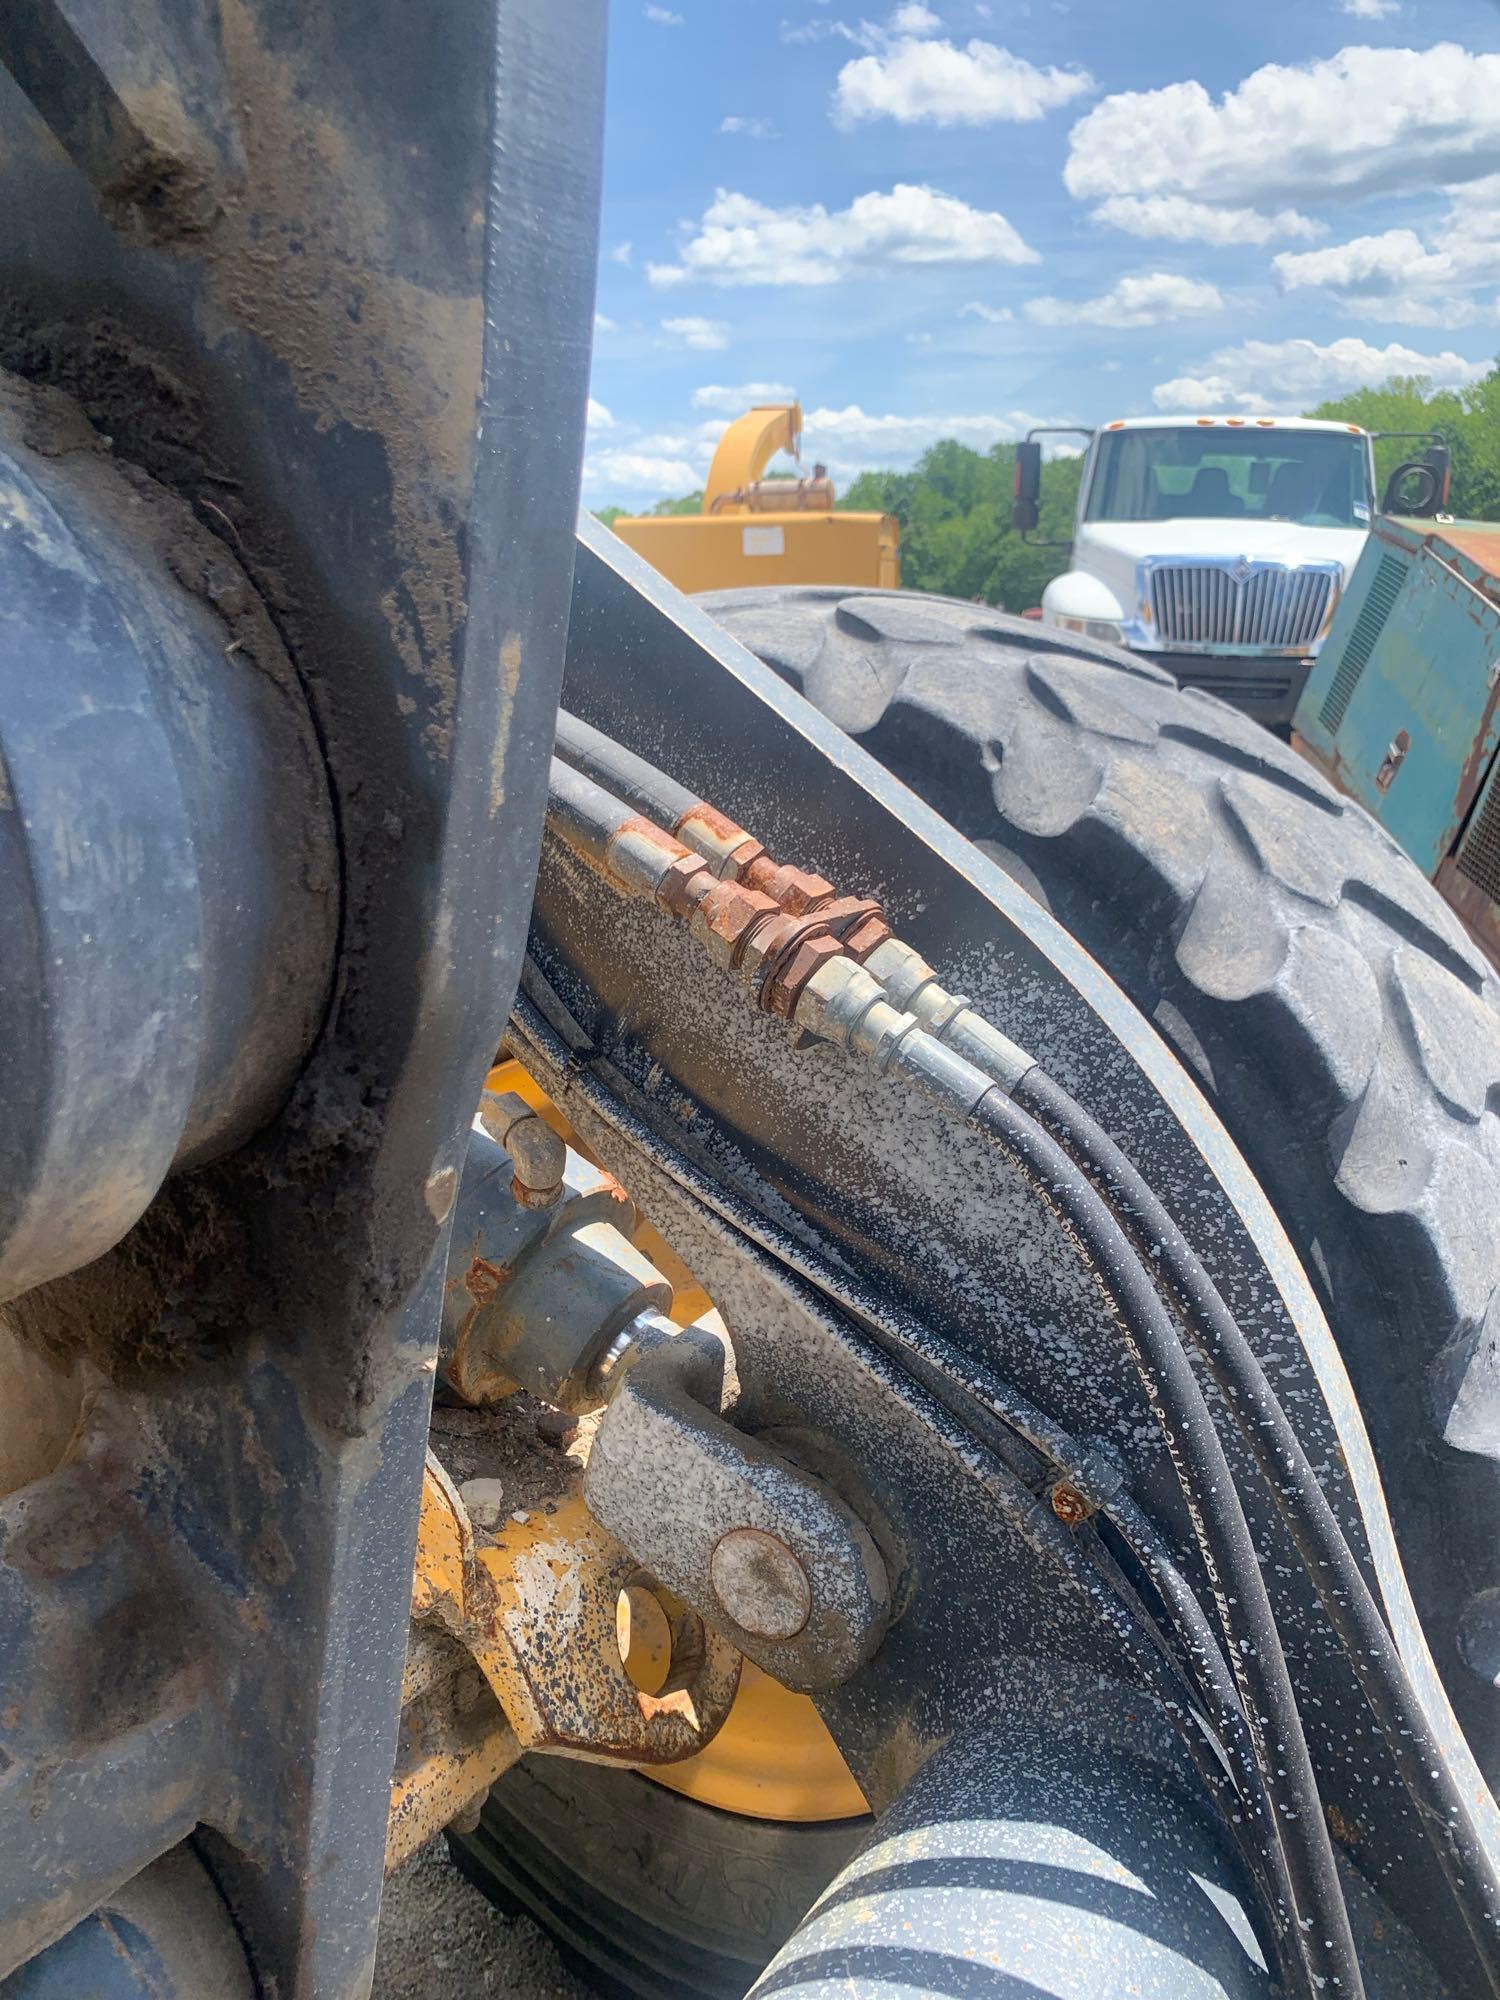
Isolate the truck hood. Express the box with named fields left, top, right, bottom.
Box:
left=1080, top=518, right=1368, bottom=579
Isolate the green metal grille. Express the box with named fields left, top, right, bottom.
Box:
left=1457, top=762, right=1500, bottom=906
left=1319, top=552, right=1408, bottom=737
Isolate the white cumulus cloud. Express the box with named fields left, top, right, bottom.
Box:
left=1027, top=271, right=1224, bottom=328
left=835, top=35, right=1093, bottom=128
left=1153, top=335, right=1490, bottom=413
left=1066, top=43, right=1500, bottom=219
left=660, top=316, right=731, bottom=350
left=721, top=115, right=778, bottom=137
left=584, top=450, right=700, bottom=500
left=1271, top=178, right=1500, bottom=324
left=961, top=301, right=1014, bottom=322
left=1343, top=0, right=1399, bottom=17
left=1091, top=195, right=1323, bottom=246
left=691, top=381, right=798, bottom=412
left=594, top=311, right=617, bottom=333
left=796, top=403, right=1071, bottom=481
left=891, top=3, right=941, bottom=28
left=644, top=4, right=683, bottom=22
left=586, top=398, right=615, bottom=430
left=647, top=183, right=1037, bottom=288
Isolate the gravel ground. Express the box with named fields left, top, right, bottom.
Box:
left=373, top=1840, right=592, bottom=2000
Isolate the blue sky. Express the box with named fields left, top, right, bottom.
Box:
left=583, top=0, right=1500, bottom=508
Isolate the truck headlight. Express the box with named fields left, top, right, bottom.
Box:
left=1055, top=614, right=1125, bottom=646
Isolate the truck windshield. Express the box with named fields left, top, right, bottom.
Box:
left=1084, top=428, right=1371, bottom=530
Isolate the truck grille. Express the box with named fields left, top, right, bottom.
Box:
left=1148, top=563, right=1335, bottom=652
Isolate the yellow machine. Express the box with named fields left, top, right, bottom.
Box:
left=611, top=403, right=900, bottom=593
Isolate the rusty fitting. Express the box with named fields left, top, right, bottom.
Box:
left=478, top=1091, right=566, bottom=1209
left=740, top=856, right=836, bottom=915
left=688, top=879, right=783, bottom=972
left=603, top=815, right=695, bottom=899
left=816, top=896, right=891, bottom=961
left=656, top=851, right=716, bottom=920
left=673, top=801, right=766, bottom=881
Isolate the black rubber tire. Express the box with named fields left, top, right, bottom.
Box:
left=697, top=584, right=1500, bottom=1783
left=449, top=1757, right=866, bottom=2000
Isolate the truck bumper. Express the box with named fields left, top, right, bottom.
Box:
left=1143, top=653, right=1315, bottom=735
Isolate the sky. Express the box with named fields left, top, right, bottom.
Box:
left=582, top=0, right=1500, bottom=509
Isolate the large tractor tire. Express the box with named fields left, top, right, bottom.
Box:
left=451, top=1759, right=865, bottom=2000
left=700, top=583, right=1500, bottom=1784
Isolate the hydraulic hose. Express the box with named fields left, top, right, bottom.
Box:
left=966, top=1083, right=1364, bottom=2000
left=511, top=979, right=1305, bottom=1992
left=544, top=754, right=627, bottom=868
left=1015, top=1067, right=1500, bottom=1995
left=535, top=750, right=1410, bottom=1994
left=554, top=709, right=702, bottom=832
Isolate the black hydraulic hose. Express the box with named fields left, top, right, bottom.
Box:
left=510, top=980, right=1306, bottom=1991
left=533, top=758, right=1342, bottom=1990
left=554, top=709, right=701, bottom=832
left=1076, top=1526, right=1292, bottom=1961
left=967, top=1085, right=1364, bottom=2000
left=1015, top=1066, right=1500, bottom=1996
left=544, top=754, right=635, bottom=866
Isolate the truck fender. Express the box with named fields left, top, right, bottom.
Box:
left=1041, top=569, right=1127, bottom=627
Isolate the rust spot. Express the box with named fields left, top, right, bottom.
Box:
left=842, top=913, right=892, bottom=961
left=1049, top=1484, right=1091, bottom=1528
left=742, top=857, right=835, bottom=915
left=463, top=1258, right=507, bottom=1309
left=613, top=815, right=685, bottom=857
left=1326, top=1801, right=1371, bottom=1848
left=693, top=881, right=781, bottom=961
left=674, top=803, right=746, bottom=845
left=655, top=852, right=714, bottom=919
left=509, top=1174, right=561, bottom=1212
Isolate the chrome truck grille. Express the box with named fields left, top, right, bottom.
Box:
left=1147, top=561, right=1337, bottom=652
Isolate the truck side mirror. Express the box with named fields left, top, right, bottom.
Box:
left=1381, top=443, right=1451, bottom=519
left=1426, top=442, right=1453, bottom=513
left=1012, top=441, right=1042, bottom=534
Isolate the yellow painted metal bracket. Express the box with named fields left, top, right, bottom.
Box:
left=409, top=1454, right=741, bottom=1764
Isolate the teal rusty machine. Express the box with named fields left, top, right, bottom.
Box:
left=1295, top=515, right=1500, bottom=969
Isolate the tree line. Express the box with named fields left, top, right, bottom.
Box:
left=597, top=364, right=1500, bottom=610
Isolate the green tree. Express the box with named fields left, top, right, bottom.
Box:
left=842, top=440, right=1081, bottom=610
left=1309, top=363, right=1500, bottom=520
left=646, top=490, right=704, bottom=516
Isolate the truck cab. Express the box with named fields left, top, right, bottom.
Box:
left=1035, top=416, right=1379, bottom=730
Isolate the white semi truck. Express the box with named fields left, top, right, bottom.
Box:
left=1012, top=416, right=1449, bottom=731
